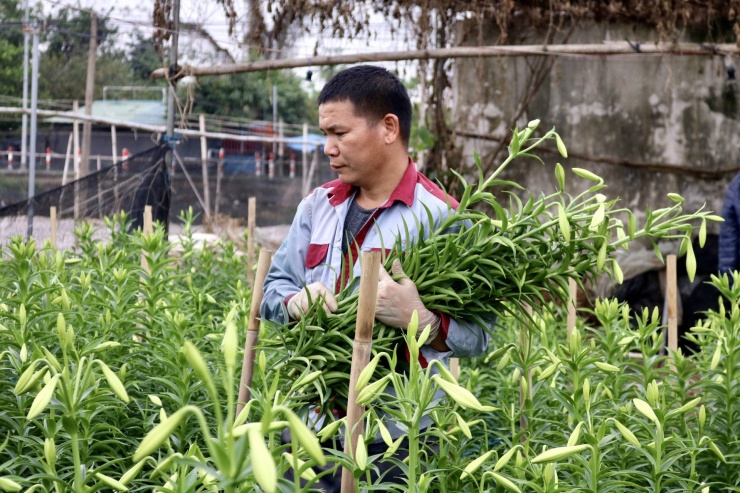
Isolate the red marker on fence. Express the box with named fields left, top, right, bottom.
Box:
left=218, top=147, right=225, bottom=176
left=268, top=152, right=275, bottom=179
left=289, top=153, right=296, bottom=178
left=7, top=146, right=13, bottom=169
left=121, top=148, right=130, bottom=171
left=255, top=152, right=262, bottom=177
left=45, top=147, right=51, bottom=170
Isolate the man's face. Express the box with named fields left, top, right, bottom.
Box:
left=319, top=99, right=387, bottom=188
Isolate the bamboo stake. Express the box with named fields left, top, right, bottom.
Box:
left=73, top=101, right=80, bottom=179
left=49, top=206, right=57, bottom=250
left=666, top=254, right=678, bottom=358
left=199, top=114, right=211, bottom=219
left=96, top=155, right=102, bottom=218
left=247, top=197, right=257, bottom=288
left=519, top=303, right=533, bottom=435
left=303, top=146, right=319, bottom=197
left=135, top=206, right=154, bottom=344
left=111, top=125, right=120, bottom=212
left=236, top=249, right=273, bottom=416
left=341, top=251, right=381, bottom=493
left=301, top=123, right=308, bottom=194
left=110, top=125, right=117, bottom=165
left=215, top=149, right=223, bottom=217
left=141, top=205, right=152, bottom=275
left=567, top=277, right=577, bottom=344
left=150, top=42, right=740, bottom=79
left=62, top=133, right=72, bottom=186
left=73, top=101, right=80, bottom=220
left=450, top=358, right=460, bottom=380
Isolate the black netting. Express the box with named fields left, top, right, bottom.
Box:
left=1, top=137, right=336, bottom=250
left=0, top=145, right=170, bottom=236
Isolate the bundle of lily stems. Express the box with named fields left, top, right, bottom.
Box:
left=258, top=121, right=720, bottom=412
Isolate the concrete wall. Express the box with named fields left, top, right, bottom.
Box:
left=453, top=21, right=739, bottom=233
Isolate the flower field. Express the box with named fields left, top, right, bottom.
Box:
left=1, top=127, right=738, bottom=492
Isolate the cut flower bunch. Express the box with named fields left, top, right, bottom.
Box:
left=261, top=119, right=721, bottom=409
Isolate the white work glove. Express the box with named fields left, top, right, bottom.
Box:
left=375, top=259, right=441, bottom=344
left=287, top=282, right=338, bottom=321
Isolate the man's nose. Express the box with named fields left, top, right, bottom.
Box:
left=324, top=137, right=338, bottom=156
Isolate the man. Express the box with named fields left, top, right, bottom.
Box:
left=260, top=65, right=490, bottom=489
left=719, top=171, right=740, bottom=277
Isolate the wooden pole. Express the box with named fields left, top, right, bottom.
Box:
left=303, top=146, right=319, bottom=197
left=567, top=277, right=577, bottom=344
left=144, top=205, right=153, bottom=234
left=80, top=12, right=96, bottom=182
left=111, top=126, right=119, bottom=212
left=149, top=42, right=740, bottom=79
left=278, top=118, right=284, bottom=165
left=49, top=206, right=57, bottom=250
left=199, top=114, right=211, bottom=219
left=96, top=155, right=102, bottom=218
left=666, top=254, right=678, bottom=356
left=110, top=125, right=117, bottom=165
left=247, top=197, right=256, bottom=287
left=62, top=132, right=72, bottom=186
left=72, top=100, right=80, bottom=173
left=134, top=206, right=155, bottom=343
left=215, top=148, right=223, bottom=217
left=141, top=205, right=153, bottom=275
left=236, top=249, right=272, bottom=415
left=341, top=251, right=381, bottom=493
left=73, top=101, right=80, bottom=219
left=301, top=123, right=308, bottom=194
left=450, top=358, right=460, bottom=380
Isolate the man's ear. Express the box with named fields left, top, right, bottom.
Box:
left=381, top=114, right=401, bottom=145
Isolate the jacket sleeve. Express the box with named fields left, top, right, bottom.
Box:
left=260, top=196, right=314, bottom=324
left=443, top=316, right=492, bottom=357
left=719, top=175, right=740, bottom=275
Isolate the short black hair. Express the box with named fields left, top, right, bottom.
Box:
left=318, top=65, right=412, bottom=145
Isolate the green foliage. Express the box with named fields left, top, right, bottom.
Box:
left=447, top=292, right=739, bottom=492
left=189, top=71, right=317, bottom=124
left=260, top=121, right=718, bottom=417
left=38, top=48, right=156, bottom=101
left=127, top=31, right=163, bottom=82
left=0, top=39, right=23, bottom=97
left=0, top=128, right=737, bottom=492
left=0, top=0, right=25, bottom=45
left=0, top=0, right=27, bottom=130
left=43, top=6, right=117, bottom=60
left=0, top=211, right=269, bottom=492
left=38, top=13, right=161, bottom=101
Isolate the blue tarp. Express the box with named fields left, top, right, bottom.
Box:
left=284, top=134, right=326, bottom=152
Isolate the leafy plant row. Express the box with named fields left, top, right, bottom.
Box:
left=0, top=124, right=736, bottom=492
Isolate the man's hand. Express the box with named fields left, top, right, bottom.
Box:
left=287, top=282, right=338, bottom=320
left=375, top=259, right=441, bottom=344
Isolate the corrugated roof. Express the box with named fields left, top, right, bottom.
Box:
left=46, top=100, right=166, bottom=126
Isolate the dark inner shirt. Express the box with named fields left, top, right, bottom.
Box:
left=342, top=199, right=377, bottom=255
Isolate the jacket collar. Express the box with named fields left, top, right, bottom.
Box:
left=327, top=158, right=417, bottom=208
